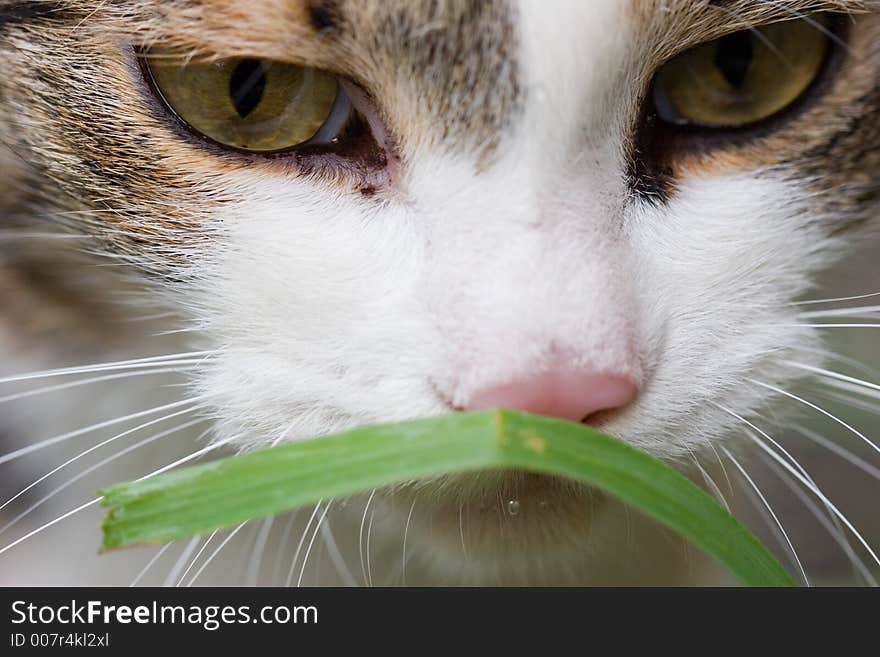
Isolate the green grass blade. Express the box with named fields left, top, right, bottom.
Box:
left=99, top=409, right=795, bottom=586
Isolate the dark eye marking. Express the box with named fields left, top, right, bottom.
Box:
left=229, top=59, right=267, bottom=119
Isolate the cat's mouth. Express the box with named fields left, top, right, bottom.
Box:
left=369, top=470, right=610, bottom=565
left=346, top=461, right=703, bottom=585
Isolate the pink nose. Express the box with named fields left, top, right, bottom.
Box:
left=465, top=369, right=638, bottom=422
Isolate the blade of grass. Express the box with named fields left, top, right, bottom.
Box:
left=100, top=409, right=795, bottom=586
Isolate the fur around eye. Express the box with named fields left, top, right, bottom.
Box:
left=143, top=54, right=352, bottom=153
left=651, top=16, right=831, bottom=129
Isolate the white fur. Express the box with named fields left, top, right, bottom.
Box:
left=177, top=2, right=837, bottom=462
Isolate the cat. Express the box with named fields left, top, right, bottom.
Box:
left=0, top=0, right=878, bottom=586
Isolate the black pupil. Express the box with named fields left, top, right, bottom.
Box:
left=714, top=31, right=754, bottom=88
left=229, top=59, right=267, bottom=119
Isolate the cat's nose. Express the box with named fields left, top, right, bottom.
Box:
left=464, top=368, right=638, bottom=422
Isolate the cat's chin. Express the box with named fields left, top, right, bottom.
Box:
left=365, top=470, right=713, bottom=586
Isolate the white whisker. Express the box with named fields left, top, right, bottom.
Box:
left=286, top=502, right=324, bottom=587
left=163, top=537, right=201, bottom=588
left=186, top=523, right=248, bottom=586
left=791, top=423, right=880, bottom=482
left=713, top=404, right=879, bottom=568
left=747, top=434, right=880, bottom=568
left=297, top=501, right=332, bottom=587
left=748, top=379, right=880, bottom=458
left=816, top=388, right=880, bottom=418
left=0, top=367, right=189, bottom=405
left=366, top=509, right=375, bottom=588
left=0, top=425, right=221, bottom=555
left=176, top=531, right=219, bottom=587
left=0, top=404, right=202, bottom=515
left=245, top=517, right=275, bottom=586
left=0, top=351, right=214, bottom=385
left=0, top=498, right=100, bottom=557
left=0, top=396, right=208, bottom=466
left=270, top=511, right=299, bottom=585
left=691, top=455, right=730, bottom=512
left=785, top=361, right=880, bottom=394
left=130, top=543, right=173, bottom=587
left=320, top=513, right=357, bottom=587
left=134, top=432, right=237, bottom=482
left=761, top=455, right=877, bottom=587
left=798, top=305, right=880, bottom=320
left=0, top=418, right=208, bottom=536
left=775, top=324, right=880, bottom=329
left=358, top=489, right=376, bottom=587
left=706, top=442, right=735, bottom=501
left=793, top=291, right=880, bottom=306
left=721, top=447, right=809, bottom=586
left=402, top=497, right=417, bottom=587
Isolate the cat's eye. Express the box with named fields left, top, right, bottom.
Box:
left=144, top=56, right=351, bottom=152
left=652, top=17, right=831, bottom=128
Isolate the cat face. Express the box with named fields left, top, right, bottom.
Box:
left=1, top=1, right=879, bottom=575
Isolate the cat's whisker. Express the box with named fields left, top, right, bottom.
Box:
left=0, top=351, right=214, bottom=385
left=176, top=531, right=219, bottom=586
left=458, top=502, right=468, bottom=559
left=706, top=442, right=736, bottom=502
left=800, top=314, right=880, bottom=322
left=245, top=517, right=275, bottom=586
left=358, top=489, right=376, bottom=587
left=815, top=384, right=880, bottom=415
left=135, top=431, right=239, bottom=482
left=785, top=361, right=880, bottom=395
left=791, top=423, right=880, bottom=482
left=0, top=424, right=222, bottom=556
left=751, top=432, right=880, bottom=568
left=185, top=523, right=248, bottom=587
left=238, top=420, right=299, bottom=587
left=0, top=498, right=101, bottom=558
left=320, top=513, right=357, bottom=587
left=791, top=290, right=880, bottom=306
left=270, top=511, right=300, bottom=585
left=0, top=403, right=203, bottom=515
left=130, top=543, right=173, bottom=588
left=760, top=455, right=878, bottom=587
left=720, top=403, right=839, bottom=489
left=720, top=446, right=810, bottom=586
left=0, top=367, right=192, bottom=405
left=748, top=378, right=880, bottom=457
left=402, top=496, right=418, bottom=587
left=793, top=345, right=880, bottom=382
left=286, top=501, right=324, bottom=587
left=163, top=537, right=201, bottom=588
left=716, top=405, right=880, bottom=569
left=774, top=323, right=880, bottom=329
left=297, top=501, right=333, bottom=587
left=0, top=231, right=94, bottom=241
left=365, top=508, right=376, bottom=588
left=0, top=417, right=209, bottom=536
left=713, top=403, right=876, bottom=570
left=0, top=395, right=209, bottom=466
left=798, top=304, right=880, bottom=319
left=690, top=453, right=731, bottom=511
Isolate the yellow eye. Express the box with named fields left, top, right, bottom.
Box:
left=652, top=17, right=830, bottom=128
left=145, top=55, right=345, bottom=152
